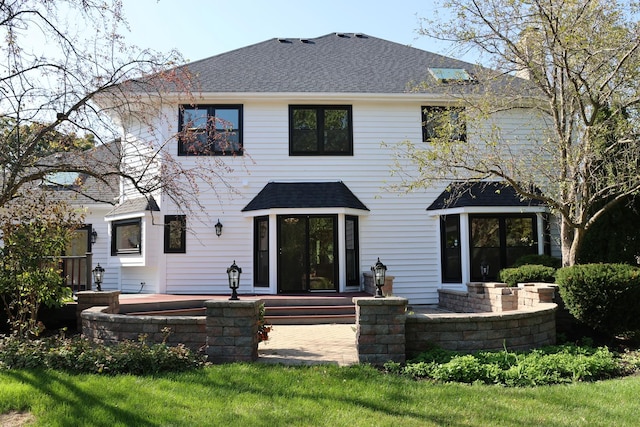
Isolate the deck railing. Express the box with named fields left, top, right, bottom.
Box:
left=60, top=252, right=93, bottom=293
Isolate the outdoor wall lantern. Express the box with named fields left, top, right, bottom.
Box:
left=371, top=257, right=387, bottom=298
left=481, top=261, right=489, bottom=282
left=227, top=260, right=242, bottom=300
left=92, top=263, right=105, bottom=292
left=215, top=219, right=223, bottom=237
left=91, top=229, right=98, bottom=244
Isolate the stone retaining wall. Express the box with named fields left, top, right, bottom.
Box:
left=81, top=306, right=207, bottom=351
left=354, top=283, right=557, bottom=363
left=405, top=305, right=557, bottom=355
left=79, top=293, right=261, bottom=363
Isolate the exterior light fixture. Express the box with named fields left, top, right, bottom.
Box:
left=371, top=257, right=387, bottom=298
left=215, top=219, right=223, bottom=237
left=481, top=261, right=489, bottom=282
left=91, top=229, right=98, bottom=244
left=227, top=260, right=242, bottom=300
left=92, top=263, right=105, bottom=291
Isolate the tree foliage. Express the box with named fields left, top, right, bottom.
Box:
left=0, top=0, right=236, bottom=216
left=396, top=0, right=640, bottom=265
left=0, top=194, right=83, bottom=337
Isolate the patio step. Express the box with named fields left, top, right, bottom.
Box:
left=263, top=298, right=356, bottom=325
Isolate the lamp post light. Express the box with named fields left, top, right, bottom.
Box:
left=481, top=261, right=489, bottom=282
left=371, top=257, right=387, bottom=298
left=227, top=260, right=242, bottom=300
left=92, top=263, right=105, bottom=291
left=215, top=219, right=223, bottom=237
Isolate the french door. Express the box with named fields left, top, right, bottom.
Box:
left=277, top=215, right=337, bottom=293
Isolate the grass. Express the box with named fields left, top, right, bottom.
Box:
left=2, top=364, right=640, bottom=426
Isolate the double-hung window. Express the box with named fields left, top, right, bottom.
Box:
left=422, top=106, right=466, bottom=142
left=178, top=105, right=243, bottom=156
left=289, top=105, right=353, bottom=155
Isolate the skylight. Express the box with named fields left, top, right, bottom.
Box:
left=428, top=68, right=475, bottom=83
left=43, top=171, right=84, bottom=188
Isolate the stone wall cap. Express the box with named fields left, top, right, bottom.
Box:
left=204, top=299, right=262, bottom=308
left=77, top=290, right=121, bottom=296
left=353, top=296, right=408, bottom=306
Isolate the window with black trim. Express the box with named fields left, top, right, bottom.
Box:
left=422, top=106, right=466, bottom=142
left=440, top=215, right=462, bottom=283
left=289, top=105, right=353, bottom=155
left=254, top=216, right=269, bottom=287
left=164, top=215, right=186, bottom=253
left=111, top=218, right=141, bottom=255
left=345, top=216, right=360, bottom=287
left=469, top=214, right=538, bottom=281
left=178, top=105, right=243, bottom=156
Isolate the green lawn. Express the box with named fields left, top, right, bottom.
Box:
left=1, top=364, right=640, bottom=426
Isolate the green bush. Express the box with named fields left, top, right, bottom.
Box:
left=498, top=264, right=557, bottom=286
left=0, top=333, right=207, bottom=375
left=394, top=345, right=623, bottom=386
left=555, top=263, right=640, bottom=336
left=511, top=254, right=562, bottom=269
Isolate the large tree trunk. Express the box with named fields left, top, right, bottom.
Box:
left=560, top=217, right=585, bottom=267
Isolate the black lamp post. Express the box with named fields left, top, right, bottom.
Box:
left=481, top=261, right=489, bottom=282
left=215, top=219, right=223, bottom=237
left=227, top=260, right=242, bottom=300
left=371, top=257, right=387, bottom=298
left=92, top=263, right=105, bottom=291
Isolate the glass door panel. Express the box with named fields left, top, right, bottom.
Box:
left=309, top=217, right=336, bottom=291
left=277, top=215, right=337, bottom=293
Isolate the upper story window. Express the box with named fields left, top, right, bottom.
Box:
left=422, top=106, right=466, bottom=142
left=164, top=215, right=186, bottom=254
left=289, top=105, right=353, bottom=155
left=111, top=218, right=141, bottom=255
left=178, top=105, right=243, bottom=156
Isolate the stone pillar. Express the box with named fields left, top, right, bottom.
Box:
left=353, top=296, right=408, bottom=365
left=205, top=299, right=261, bottom=363
left=76, top=290, right=120, bottom=330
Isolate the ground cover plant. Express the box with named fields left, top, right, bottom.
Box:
left=386, top=344, right=638, bottom=387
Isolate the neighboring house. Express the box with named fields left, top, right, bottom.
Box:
left=94, top=33, right=556, bottom=304
left=43, top=141, right=121, bottom=291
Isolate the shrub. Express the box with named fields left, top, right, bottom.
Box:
left=511, top=254, right=562, bottom=269
left=0, top=333, right=207, bottom=375
left=498, top=264, right=557, bottom=286
left=555, top=263, right=640, bottom=336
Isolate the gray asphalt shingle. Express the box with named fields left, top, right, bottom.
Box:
left=427, top=181, right=544, bottom=210
left=174, top=33, right=493, bottom=94
left=242, top=181, right=369, bottom=211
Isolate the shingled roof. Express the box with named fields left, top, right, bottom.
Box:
left=173, top=32, right=513, bottom=94
left=427, top=181, right=545, bottom=210
left=242, top=182, right=369, bottom=212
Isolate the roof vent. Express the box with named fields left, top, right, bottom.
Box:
left=336, top=33, right=349, bottom=38
left=277, top=38, right=291, bottom=44
left=300, top=38, right=312, bottom=44
left=354, top=33, right=366, bottom=38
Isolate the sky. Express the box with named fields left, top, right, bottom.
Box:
left=120, top=0, right=465, bottom=63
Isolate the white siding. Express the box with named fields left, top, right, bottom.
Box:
left=113, top=96, right=556, bottom=304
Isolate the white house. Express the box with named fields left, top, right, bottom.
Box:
left=82, top=33, right=556, bottom=304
